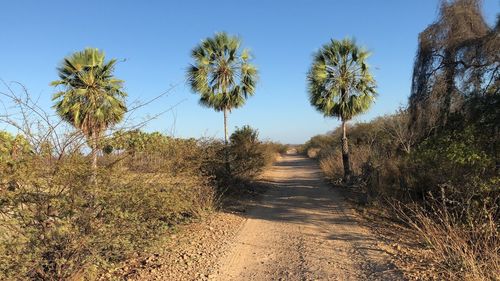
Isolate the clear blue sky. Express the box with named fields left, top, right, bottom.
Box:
left=1, top=1, right=498, bottom=144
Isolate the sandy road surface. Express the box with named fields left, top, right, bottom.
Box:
left=212, top=154, right=402, bottom=281
left=128, top=154, right=402, bottom=281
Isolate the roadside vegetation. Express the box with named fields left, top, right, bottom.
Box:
left=0, top=34, right=283, bottom=280
left=302, top=1, right=499, bottom=280
left=0, top=1, right=497, bottom=280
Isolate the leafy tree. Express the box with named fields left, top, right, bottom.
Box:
left=51, top=48, right=127, bottom=170
left=187, top=32, right=258, bottom=171
left=307, top=38, right=376, bottom=182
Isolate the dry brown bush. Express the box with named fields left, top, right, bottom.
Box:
left=306, top=148, right=320, bottom=158
left=0, top=85, right=223, bottom=280
left=395, top=201, right=499, bottom=281
left=0, top=137, right=220, bottom=280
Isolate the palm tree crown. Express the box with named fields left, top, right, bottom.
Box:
left=307, top=38, right=376, bottom=121
left=187, top=32, right=258, bottom=112
left=51, top=48, right=127, bottom=138
left=51, top=48, right=127, bottom=168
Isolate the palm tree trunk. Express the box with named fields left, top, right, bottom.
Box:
left=91, top=131, right=98, bottom=171
left=89, top=131, right=98, bottom=184
left=341, top=120, right=351, bottom=183
left=223, top=108, right=230, bottom=174
left=223, top=108, right=229, bottom=145
left=91, top=148, right=98, bottom=171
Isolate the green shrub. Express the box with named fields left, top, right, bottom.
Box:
left=403, top=125, right=498, bottom=220
left=228, top=125, right=285, bottom=181
left=229, top=125, right=266, bottom=180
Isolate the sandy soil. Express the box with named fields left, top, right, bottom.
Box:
left=126, top=153, right=403, bottom=280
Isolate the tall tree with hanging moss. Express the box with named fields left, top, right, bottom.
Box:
left=187, top=32, right=258, bottom=171
left=307, top=38, right=377, bottom=182
left=51, top=48, right=127, bottom=170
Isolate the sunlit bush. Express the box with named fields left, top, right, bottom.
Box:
left=230, top=126, right=272, bottom=180
left=0, top=133, right=218, bottom=280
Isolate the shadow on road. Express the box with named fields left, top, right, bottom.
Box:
left=218, top=153, right=403, bottom=280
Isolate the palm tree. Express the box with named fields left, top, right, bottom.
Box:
left=307, top=38, right=376, bottom=182
left=51, top=48, right=127, bottom=170
left=187, top=32, right=258, bottom=171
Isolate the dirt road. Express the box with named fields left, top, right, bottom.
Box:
left=128, top=153, right=402, bottom=280
left=212, top=153, right=402, bottom=280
